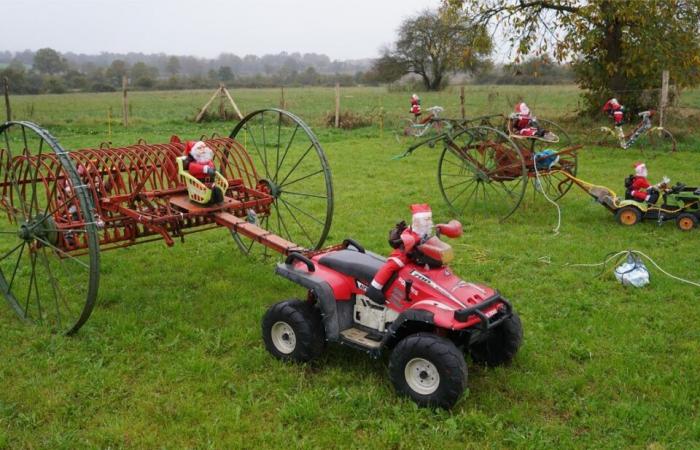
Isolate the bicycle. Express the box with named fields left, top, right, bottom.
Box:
left=394, top=106, right=454, bottom=146
left=594, top=110, right=676, bottom=152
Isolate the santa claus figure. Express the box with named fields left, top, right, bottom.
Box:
left=603, top=98, right=625, bottom=126
left=627, top=162, right=662, bottom=204
left=365, top=204, right=434, bottom=304
left=410, top=94, right=422, bottom=120
left=183, top=141, right=218, bottom=179
left=510, top=102, right=553, bottom=139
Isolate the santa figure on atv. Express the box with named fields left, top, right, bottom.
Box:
left=603, top=98, right=625, bottom=126
left=626, top=162, right=669, bottom=204
left=509, top=102, right=555, bottom=140
left=365, top=204, right=462, bottom=304
left=183, top=141, right=218, bottom=180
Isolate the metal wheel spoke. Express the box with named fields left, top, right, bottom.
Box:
left=7, top=243, right=26, bottom=294
left=33, top=236, right=89, bottom=269
left=279, top=169, right=324, bottom=189
left=278, top=144, right=314, bottom=187
left=280, top=190, right=327, bottom=199
left=279, top=197, right=324, bottom=227
left=273, top=124, right=300, bottom=183
left=279, top=198, right=315, bottom=246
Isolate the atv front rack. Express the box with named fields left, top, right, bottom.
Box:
left=454, top=293, right=513, bottom=331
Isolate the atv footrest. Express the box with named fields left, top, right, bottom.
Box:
left=340, top=328, right=382, bottom=349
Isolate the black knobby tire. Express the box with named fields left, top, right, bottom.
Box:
left=470, top=312, right=523, bottom=367
left=389, top=333, right=467, bottom=409
left=262, top=299, right=325, bottom=362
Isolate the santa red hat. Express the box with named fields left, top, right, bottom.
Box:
left=633, top=161, right=646, bottom=176
left=515, top=102, right=530, bottom=115
left=411, top=203, right=432, bottom=218
left=184, top=140, right=208, bottom=156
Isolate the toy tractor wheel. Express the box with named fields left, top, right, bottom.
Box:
left=389, top=333, right=467, bottom=409
left=230, top=109, right=333, bottom=257
left=262, top=299, right=325, bottom=362
left=675, top=213, right=697, bottom=231
left=0, top=122, right=100, bottom=335
left=438, top=126, right=527, bottom=222
left=470, top=312, right=523, bottom=367
left=615, top=206, right=642, bottom=226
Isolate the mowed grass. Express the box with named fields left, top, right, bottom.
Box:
left=0, top=86, right=699, bottom=448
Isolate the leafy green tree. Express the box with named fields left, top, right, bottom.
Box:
left=217, top=66, right=234, bottom=82
left=105, top=60, right=129, bottom=86
left=374, top=8, right=492, bottom=90
left=166, top=56, right=181, bottom=76
left=448, top=0, right=700, bottom=112
left=33, top=48, right=67, bottom=75
left=131, top=62, right=159, bottom=88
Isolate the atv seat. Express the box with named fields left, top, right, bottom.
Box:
left=318, top=250, right=385, bottom=284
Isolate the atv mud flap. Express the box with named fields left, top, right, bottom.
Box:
left=453, top=293, right=513, bottom=331
left=275, top=261, right=340, bottom=341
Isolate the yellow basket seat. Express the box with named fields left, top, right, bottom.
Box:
left=176, top=156, right=229, bottom=204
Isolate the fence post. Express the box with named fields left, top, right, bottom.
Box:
left=659, top=70, right=669, bottom=128
left=460, top=86, right=465, bottom=120
left=122, top=75, right=129, bottom=128
left=334, top=83, right=340, bottom=128
left=280, top=86, right=286, bottom=110
left=3, top=77, right=11, bottom=122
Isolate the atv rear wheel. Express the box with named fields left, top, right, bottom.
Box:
left=616, top=206, right=642, bottom=226
left=676, top=213, right=698, bottom=231
left=470, top=312, right=523, bottom=367
left=262, top=299, right=325, bottom=362
left=389, top=333, right=467, bottom=409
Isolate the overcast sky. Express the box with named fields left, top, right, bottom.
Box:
left=4, top=0, right=445, bottom=60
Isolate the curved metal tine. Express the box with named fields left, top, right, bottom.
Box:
left=3, top=128, right=29, bottom=222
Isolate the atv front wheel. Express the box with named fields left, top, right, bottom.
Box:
left=389, top=333, right=467, bottom=409
left=262, top=299, right=325, bottom=362
left=616, top=206, right=642, bottom=226
left=470, top=312, right=523, bottom=367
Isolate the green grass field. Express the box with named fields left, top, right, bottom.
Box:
left=1, top=86, right=699, bottom=449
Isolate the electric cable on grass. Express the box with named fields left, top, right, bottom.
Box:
left=567, top=250, right=700, bottom=288
left=532, top=153, right=562, bottom=234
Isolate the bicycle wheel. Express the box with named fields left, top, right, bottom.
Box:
left=438, top=126, right=527, bottom=222
left=640, top=128, right=677, bottom=153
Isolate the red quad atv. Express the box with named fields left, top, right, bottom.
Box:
left=263, top=229, right=523, bottom=409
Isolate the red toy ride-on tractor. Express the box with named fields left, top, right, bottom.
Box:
left=263, top=222, right=523, bottom=409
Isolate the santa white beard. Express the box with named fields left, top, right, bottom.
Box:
left=192, top=146, right=214, bottom=164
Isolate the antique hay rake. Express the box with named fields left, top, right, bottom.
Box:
left=0, top=109, right=333, bottom=334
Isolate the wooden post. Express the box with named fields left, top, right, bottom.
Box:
left=659, top=70, right=669, bottom=127
left=122, top=75, right=129, bottom=128
left=334, top=82, right=340, bottom=128
left=222, top=87, right=244, bottom=120
left=280, top=86, right=287, bottom=110
left=460, top=86, right=465, bottom=120
left=3, top=77, right=11, bottom=122
left=218, top=84, right=226, bottom=120
left=107, top=107, right=112, bottom=138
left=195, top=89, right=220, bottom=122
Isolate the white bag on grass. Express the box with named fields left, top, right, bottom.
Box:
left=614, top=253, right=650, bottom=288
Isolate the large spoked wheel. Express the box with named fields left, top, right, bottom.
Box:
left=229, top=109, right=333, bottom=256
left=527, top=119, right=578, bottom=201
left=438, top=126, right=527, bottom=222
left=0, top=121, right=100, bottom=335
left=641, top=127, right=677, bottom=153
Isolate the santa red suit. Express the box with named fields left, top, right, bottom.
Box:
left=603, top=98, right=625, bottom=126
left=184, top=141, right=217, bottom=179
left=628, top=162, right=658, bottom=203
left=410, top=94, right=422, bottom=118
left=365, top=204, right=433, bottom=304
left=510, top=102, right=546, bottom=137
